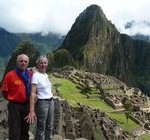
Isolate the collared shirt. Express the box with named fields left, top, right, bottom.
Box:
left=1, top=70, right=32, bottom=103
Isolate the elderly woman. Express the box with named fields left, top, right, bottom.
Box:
left=26, top=56, right=54, bottom=140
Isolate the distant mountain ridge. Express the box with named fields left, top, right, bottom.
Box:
left=15, top=32, right=64, bottom=54
left=132, top=34, right=150, bottom=42
left=0, top=27, right=64, bottom=80
left=0, top=27, right=64, bottom=57
left=0, top=28, right=20, bottom=57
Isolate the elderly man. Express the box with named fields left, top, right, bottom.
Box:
left=1, top=54, right=32, bottom=140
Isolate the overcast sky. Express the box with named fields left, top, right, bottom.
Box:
left=0, top=0, right=150, bottom=36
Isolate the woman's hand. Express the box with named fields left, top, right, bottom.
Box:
left=25, top=111, right=37, bottom=124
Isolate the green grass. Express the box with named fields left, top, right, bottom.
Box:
left=107, top=112, right=141, bottom=132
left=137, top=134, right=150, bottom=140
left=51, top=77, right=112, bottom=110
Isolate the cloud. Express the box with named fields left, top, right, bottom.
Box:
left=0, top=0, right=150, bottom=35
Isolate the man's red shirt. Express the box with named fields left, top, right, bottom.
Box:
left=1, top=70, right=32, bottom=103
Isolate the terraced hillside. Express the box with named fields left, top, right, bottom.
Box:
left=1, top=69, right=150, bottom=139
left=51, top=69, right=150, bottom=139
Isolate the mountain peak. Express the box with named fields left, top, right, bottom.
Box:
left=59, top=4, right=119, bottom=57
left=75, top=4, right=108, bottom=29
left=60, top=4, right=112, bottom=53
left=80, top=4, right=107, bottom=21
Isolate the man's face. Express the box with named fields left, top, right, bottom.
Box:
left=17, top=55, right=29, bottom=71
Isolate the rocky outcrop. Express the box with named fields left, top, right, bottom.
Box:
left=0, top=94, right=8, bottom=140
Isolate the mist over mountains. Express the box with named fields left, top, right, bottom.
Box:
left=0, top=27, right=64, bottom=57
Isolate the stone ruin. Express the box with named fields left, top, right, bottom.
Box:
left=58, top=69, right=150, bottom=113
left=53, top=69, right=150, bottom=138
left=0, top=95, right=149, bottom=140
left=53, top=98, right=132, bottom=140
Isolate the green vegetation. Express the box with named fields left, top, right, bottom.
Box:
left=51, top=76, right=142, bottom=133
left=0, top=72, right=3, bottom=81
left=133, top=73, right=150, bottom=95
left=0, top=57, right=7, bottom=80
left=53, top=49, right=75, bottom=68
left=51, top=77, right=112, bottom=110
left=107, top=112, right=140, bottom=133
left=137, top=134, right=150, bottom=140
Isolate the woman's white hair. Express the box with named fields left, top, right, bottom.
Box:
left=36, top=56, right=48, bottom=64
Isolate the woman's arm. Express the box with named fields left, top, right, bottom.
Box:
left=25, top=84, right=37, bottom=123
left=30, top=84, right=37, bottom=112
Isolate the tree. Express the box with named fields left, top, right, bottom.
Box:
left=53, top=83, right=62, bottom=96
left=124, top=100, right=133, bottom=112
left=46, top=52, right=54, bottom=72
left=3, top=40, right=40, bottom=77
left=81, top=80, right=92, bottom=95
left=53, top=49, right=75, bottom=68
left=124, top=100, right=133, bottom=124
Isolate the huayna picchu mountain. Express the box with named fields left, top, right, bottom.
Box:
left=54, top=4, right=150, bottom=94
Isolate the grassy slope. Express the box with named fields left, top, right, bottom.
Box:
left=51, top=77, right=112, bottom=110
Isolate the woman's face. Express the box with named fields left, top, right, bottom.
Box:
left=37, top=58, right=48, bottom=73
